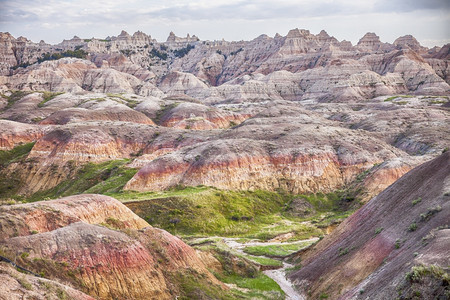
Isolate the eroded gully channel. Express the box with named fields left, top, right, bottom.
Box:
left=223, top=238, right=317, bottom=300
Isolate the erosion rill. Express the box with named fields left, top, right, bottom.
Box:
left=0, top=26, right=449, bottom=300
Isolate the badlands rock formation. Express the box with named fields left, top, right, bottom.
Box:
left=0, top=28, right=449, bottom=300
left=0, top=28, right=448, bottom=199
left=0, top=194, right=224, bottom=299
left=289, top=152, right=450, bottom=299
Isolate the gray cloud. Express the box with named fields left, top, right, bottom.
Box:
left=374, top=0, right=450, bottom=13
left=142, top=1, right=358, bottom=21
left=0, top=0, right=448, bottom=47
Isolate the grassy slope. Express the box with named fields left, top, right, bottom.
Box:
left=0, top=142, right=36, bottom=199
left=243, top=240, right=315, bottom=257
left=26, top=159, right=138, bottom=202
left=119, top=187, right=329, bottom=238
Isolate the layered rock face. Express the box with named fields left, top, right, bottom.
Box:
left=0, top=119, right=47, bottom=150
left=289, top=152, right=450, bottom=299
left=1, top=29, right=449, bottom=99
left=124, top=105, right=407, bottom=193
left=157, top=102, right=251, bottom=129
left=0, top=194, right=224, bottom=300
left=0, top=29, right=449, bottom=198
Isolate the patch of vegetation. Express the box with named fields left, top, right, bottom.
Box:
left=1, top=90, right=32, bottom=109
left=412, top=197, right=422, bottom=206
left=37, top=91, right=64, bottom=107
left=384, top=95, right=413, bottom=102
left=384, top=96, right=398, bottom=102
left=171, top=268, right=234, bottom=300
left=338, top=247, right=350, bottom=256
left=153, top=102, right=179, bottom=124
left=375, top=227, right=384, bottom=235
left=243, top=240, right=315, bottom=257
left=192, top=241, right=284, bottom=299
left=173, top=44, right=195, bottom=58
left=408, top=222, right=418, bottom=232
left=119, top=187, right=326, bottom=239
left=106, top=93, right=139, bottom=108
left=230, top=48, right=244, bottom=56
left=10, top=62, right=32, bottom=70
left=56, top=288, right=68, bottom=300
left=419, top=205, right=442, bottom=222
left=397, top=264, right=449, bottom=299
left=291, top=190, right=356, bottom=213
left=120, top=187, right=295, bottom=236
left=17, top=276, right=33, bottom=290
left=37, top=49, right=88, bottom=63
left=221, top=272, right=284, bottom=295
left=405, top=264, right=449, bottom=283
left=0, top=142, right=35, bottom=167
left=25, top=159, right=137, bottom=202
left=120, top=49, right=136, bottom=56
left=150, top=48, right=168, bottom=60
left=0, top=142, right=36, bottom=199
left=245, top=255, right=283, bottom=267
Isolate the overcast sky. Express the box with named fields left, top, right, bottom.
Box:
left=0, top=0, right=449, bottom=47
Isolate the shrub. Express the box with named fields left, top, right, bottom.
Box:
left=411, top=197, right=421, bottom=206
left=338, top=247, right=349, bottom=256
left=173, top=44, right=194, bottom=58
left=405, top=264, right=449, bottom=283
left=150, top=48, right=168, bottom=60
left=375, top=227, right=383, bottom=234
left=408, top=222, right=418, bottom=232
left=37, top=49, right=87, bottom=63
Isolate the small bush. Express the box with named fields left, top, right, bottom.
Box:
left=408, top=222, right=418, bottom=232
left=338, top=247, right=349, bottom=256
left=17, top=277, right=32, bottom=290
left=173, top=44, right=194, bottom=58
left=375, top=227, right=383, bottom=234
left=412, top=197, right=421, bottom=206
left=150, top=48, right=168, bottom=60
left=405, top=264, right=449, bottom=283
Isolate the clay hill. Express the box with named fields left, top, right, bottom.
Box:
left=289, top=151, right=450, bottom=299
left=0, top=194, right=225, bottom=299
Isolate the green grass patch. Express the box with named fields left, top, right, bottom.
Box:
left=106, top=93, right=139, bottom=108
left=384, top=96, right=398, bottom=102
left=384, top=95, right=413, bottom=102
left=153, top=102, right=179, bottom=124
left=246, top=255, right=283, bottom=267
left=406, top=264, right=449, bottom=283
left=290, top=190, right=355, bottom=213
left=25, top=159, right=137, bottom=202
left=0, top=143, right=35, bottom=199
left=412, top=197, right=422, bottom=206
left=218, top=273, right=284, bottom=296
left=37, top=92, right=64, bottom=107
left=0, top=142, right=35, bottom=167
left=172, top=269, right=235, bottom=300
left=1, top=90, right=32, bottom=109
left=119, top=188, right=327, bottom=239
left=243, top=240, right=315, bottom=257
left=117, top=187, right=349, bottom=238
